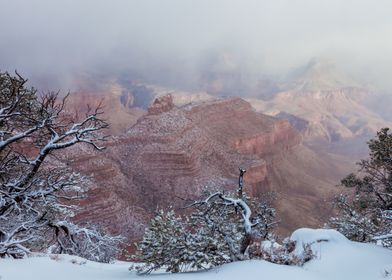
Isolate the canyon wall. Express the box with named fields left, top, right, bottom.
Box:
left=69, top=96, right=349, bottom=248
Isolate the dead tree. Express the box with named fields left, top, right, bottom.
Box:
left=188, top=168, right=276, bottom=260
left=237, top=168, right=246, bottom=198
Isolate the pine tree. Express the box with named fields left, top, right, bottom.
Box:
left=131, top=169, right=277, bottom=274
left=132, top=210, right=187, bottom=274
left=328, top=128, right=392, bottom=248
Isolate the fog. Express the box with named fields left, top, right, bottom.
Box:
left=1, top=0, right=392, bottom=91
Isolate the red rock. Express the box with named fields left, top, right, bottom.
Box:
left=147, top=94, right=174, bottom=115
left=68, top=96, right=350, bottom=253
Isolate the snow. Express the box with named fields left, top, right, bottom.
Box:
left=261, top=240, right=282, bottom=250
left=290, top=228, right=348, bottom=255
left=0, top=255, right=132, bottom=280
left=1, top=228, right=392, bottom=280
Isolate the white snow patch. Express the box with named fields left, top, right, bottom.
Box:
left=261, top=240, right=282, bottom=250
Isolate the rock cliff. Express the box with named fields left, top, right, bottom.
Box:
left=69, top=96, right=349, bottom=249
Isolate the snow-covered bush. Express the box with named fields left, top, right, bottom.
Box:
left=46, top=222, right=123, bottom=263
left=328, top=128, right=392, bottom=248
left=131, top=169, right=277, bottom=274
left=0, top=71, right=122, bottom=262
left=131, top=209, right=231, bottom=274
left=249, top=238, right=314, bottom=266
left=328, top=194, right=378, bottom=242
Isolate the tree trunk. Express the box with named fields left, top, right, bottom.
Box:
left=240, top=232, right=252, bottom=254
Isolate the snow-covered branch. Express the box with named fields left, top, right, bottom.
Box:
left=133, top=170, right=277, bottom=274
left=0, top=71, right=119, bottom=262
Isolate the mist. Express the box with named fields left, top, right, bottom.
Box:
left=1, top=0, right=392, bottom=92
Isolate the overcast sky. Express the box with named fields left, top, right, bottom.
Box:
left=1, top=0, right=392, bottom=90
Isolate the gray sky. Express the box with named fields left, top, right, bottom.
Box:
left=1, top=0, right=392, bottom=90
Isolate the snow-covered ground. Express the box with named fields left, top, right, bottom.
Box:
left=1, top=229, right=392, bottom=280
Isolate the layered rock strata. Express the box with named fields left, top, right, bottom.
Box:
left=70, top=96, right=349, bottom=247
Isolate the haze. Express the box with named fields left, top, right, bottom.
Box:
left=1, top=0, right=392, bottom=91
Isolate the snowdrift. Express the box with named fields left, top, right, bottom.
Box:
left=1, top=228, right=391, bottom=280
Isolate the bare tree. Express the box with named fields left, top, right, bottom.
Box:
left=0, top=71, right=122, bottom=261
left=188, top=168, right=276, bottom=260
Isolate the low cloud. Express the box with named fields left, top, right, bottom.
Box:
left=1, top=0, right=392, bottom=91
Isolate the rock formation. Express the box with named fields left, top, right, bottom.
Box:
left=246, top=59, right=392, bottom=156
left=68, top=96, right=351, bottom=251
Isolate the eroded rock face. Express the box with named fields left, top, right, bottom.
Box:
left=245, top=58, right=392, bottom=147
left=70, top=96, right=349, bottom=249
left=147, top=94, right=175, bottom=115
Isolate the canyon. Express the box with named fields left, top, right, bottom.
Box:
left=67, top=94, right=352, bottom=248
left=60, top=58, right=391, bottom=251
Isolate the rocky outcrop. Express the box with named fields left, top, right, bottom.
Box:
left=275, top=112, right=309, bottom=132
left=69, top=96, right=349, bottom=251
left=147, top=94, right=175, bottom=115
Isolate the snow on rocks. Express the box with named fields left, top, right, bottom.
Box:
left=261, top=240, right=282, bottom=250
